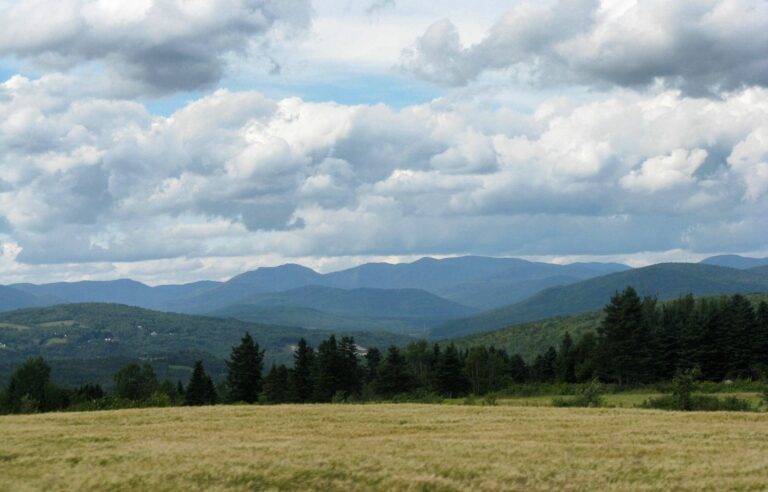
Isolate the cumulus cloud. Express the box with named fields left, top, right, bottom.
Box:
left=0, top=0, right=312, bottom=95
left=728, top=127, right=768, bottom=201
left=1, top=73, right=767, bottom=281
left=620, top=149, right=708, bottom=193
left=400, top=0, right=768, bottom=95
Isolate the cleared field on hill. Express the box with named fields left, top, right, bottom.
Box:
left=2, top=404, right=768, bottom=491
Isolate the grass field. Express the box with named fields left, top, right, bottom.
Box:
left=2, top=404, right=768, bottom=491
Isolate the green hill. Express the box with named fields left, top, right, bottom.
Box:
left=0, top=303, right=413, bottom=387
left=432, top=263, right=768, bottom=339
left=210, top=304, right=426, bottom=336
left=448, top=293, right=768, bottom=361
left=235, top=285, right=476, bottom=319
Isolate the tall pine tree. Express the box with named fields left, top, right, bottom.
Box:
left=186, top=361, right=217, bottom=406
left=313, top=335, right=342, bottom=402
left=264, top=364, right=291, bottom=403
left=290, top=338, right=314, bottom=403
left=435, top=343, right=468, bottom=397
left=597, top=287, right=652, bottom=385
left=753, top=301, right=768, bottom=373
left=226, top=332, right=264, bottom=403
left=376, top=346, right=412, bottom=397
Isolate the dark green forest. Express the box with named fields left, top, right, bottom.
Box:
left=2, top=289, right=767, bottom=413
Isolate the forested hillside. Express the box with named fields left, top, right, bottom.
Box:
left=0, top=304, right=412, bottom=387
left=433, top=263, right=768, bottom=339
left=449, top=293, right=768, bottom=361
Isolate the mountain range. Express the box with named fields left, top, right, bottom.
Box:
left=1, top=254, right=767, bottom=340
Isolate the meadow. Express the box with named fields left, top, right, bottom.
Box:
left=2, top=403, right=768, bottom=491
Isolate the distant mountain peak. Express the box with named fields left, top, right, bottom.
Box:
left=700, top=255, right=768, bottom=270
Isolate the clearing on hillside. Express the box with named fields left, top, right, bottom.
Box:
left=1, top=404, right=767, bottom=491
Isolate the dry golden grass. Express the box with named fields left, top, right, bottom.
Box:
left=1, top=404, right=767, bottom=491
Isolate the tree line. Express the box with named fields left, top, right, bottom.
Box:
left=2, top=288, right=767, bottom=413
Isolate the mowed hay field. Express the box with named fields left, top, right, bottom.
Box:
left=2, top=405, right=768, bottom=491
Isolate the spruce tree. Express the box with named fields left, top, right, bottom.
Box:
left=597, top=287, right=651, bottom=385
left=226, top=332, right=264, bottom=403
left=753, top=301, right=768, bottom=372
left=572, top=332, right=597, bottom=382
left=312, top=335, right=342, bottom=402
left=338, top=336, right=361, bottom=398
left=364, top=347, right=382, bottom=386
left=555, top=332, right=576, bottom=383
left=376, top=346, right=412, bottom=397
left=264, top=364, right=290, bottom=403
left=507, top=354, right=529, bottom=383
left=724, top=294, right=756, bottom=378
left=186, top=361, right=217, bottom=406
left=531, top=346, right=557, bottom=382
left=435, top=343, right=468, bottom=397
left=655, top=295, right=693, bottom=380
left=290, top=338, right=314, bottom=403
left=681, top=298, right=728, bottom=380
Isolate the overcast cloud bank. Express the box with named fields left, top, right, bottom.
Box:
left=0, top=0, right=766, bottom=283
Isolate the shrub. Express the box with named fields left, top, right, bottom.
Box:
left=642, top=395, right=753, bottom=412
left=331, top=391, right=348, bottom=404
left=482, top=393, right=498, bottom=406
left=670, top=368, right=700, bottom=411
left=551, top=379, right=603, bottom=408
left=389, top=392, right=444, bottom=404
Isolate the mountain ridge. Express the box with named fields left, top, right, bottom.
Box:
left=431, top=263, right=768, bottom=339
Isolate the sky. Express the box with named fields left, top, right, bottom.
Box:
left=0, top=0, right=767, bottom=284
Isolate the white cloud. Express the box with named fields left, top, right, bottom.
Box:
left=728, top=126, right=768, bottom=201
left=620, top=148, right=708, bottom=193
left=1, top=72, right=768, bottom=282
left=401, top=0, right=768, bottom=95
left=0, top=0, right=312, bottom=95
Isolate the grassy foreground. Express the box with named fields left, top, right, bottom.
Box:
left=2, top=405, right=768, bottom=491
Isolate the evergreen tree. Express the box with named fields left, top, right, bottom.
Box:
left=313, top=335, right=342, bottom=402
left=376, top=346, right=412, bottom=397
left=753, top=301, right=768, bottom=373
left=435, top=343, right=468, bottom=397
left=573, top=331, right=598, bottom=382
left=290, top=338, right=314, bottom=403
left=597, top=287, right=652, bottom=385
left=555, top=332, right=576, bottom=383
left=507, top=354, right=529, bottom=383
left=264, top=364, right=291, bottom=403
left=364, top=347, right=382, bottom=385
left=655, top=295, right=693, bottom=379
left=531, top=346, right=557, bottom=382
left=688, top=298, right=729, bottom=380
left=226, top=332, right=264, bottom=403
left=186, top=361, right=217, bottom=406
left=485, top=346, right=509, bottom=391
left=338, top=336, right=361, bottom=398
left=724, top=295, right=756, bottom=378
